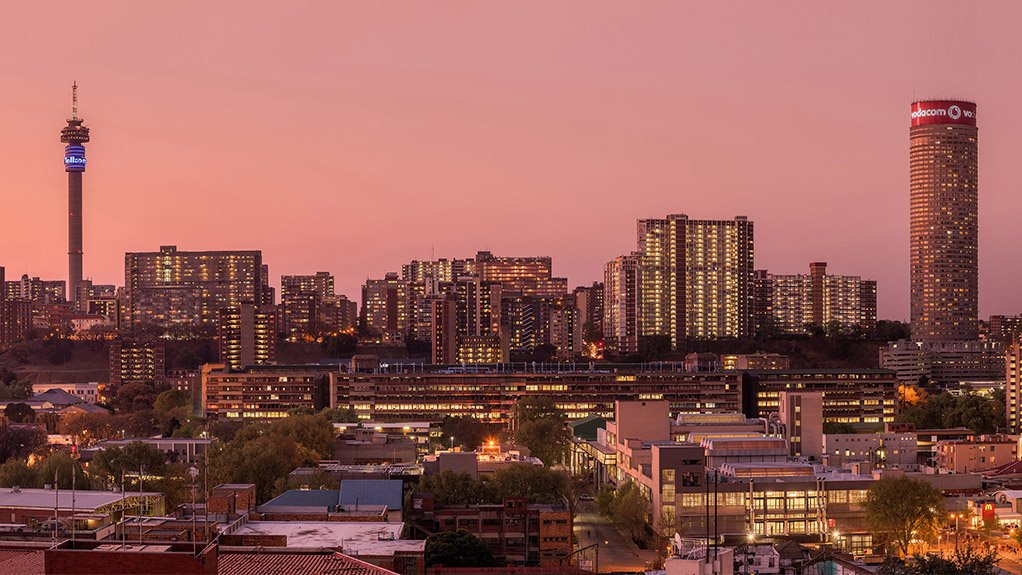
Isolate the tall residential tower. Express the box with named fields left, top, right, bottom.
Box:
left=61, top=83, right=90, bottom=307
left=909, top=100, right=978, bottom=342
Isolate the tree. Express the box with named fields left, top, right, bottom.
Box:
left=321, top=333, right=358, bottom=356
left=425, top=530, right=496, bottom=567
left=514, top=397, right=570, bottom=465
left=0, top=425, right=46, bottom=463
left=4, top=403, right=36, bottom=424
left=897, top=392, right=1001, bottom=434
left=207, top=415, right=335, bottom=502
left=35, top=452, right=89, bottom=490
left=0, top=459, right=39, bottom=488
left=608, top=480, right=648, bottom=544
left=491, top=465, right=569, bottom=505
left=878, top=546, right=998, bottom=574
left=864, top=476, right=944, bottom=556
left=822, top=421, right=858, bottom=434
left=440, top=416, right=488, bottom=451
left=114, top=383, right=158, bottom=413
left=91, top=442, right=168, bottom=487
left=320, top=407, right=360, bottom=424
left=417, top=470, right=492, bottom=506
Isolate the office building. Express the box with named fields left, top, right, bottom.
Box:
left=910, top=100, right=979, bottom=341
left=936, top=435, right=1017, bottom=474
left=124, top=245, right=267, bottom=329
left=880, top=339, right=1004, bottom=387
left=218, top=302, right=277, bottom=370
left=201, top=363, right=335, bottom=420
left=778, top=392, right=823, bottom=459
left=742, top=369, right=898, bottom=426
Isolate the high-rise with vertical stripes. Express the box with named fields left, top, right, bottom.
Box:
left=909, top=100, right=979, bottom=342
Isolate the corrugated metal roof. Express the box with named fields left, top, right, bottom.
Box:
left=338, top=480, right=402, bottom=511
left=219, top=551, right=398, bottom=575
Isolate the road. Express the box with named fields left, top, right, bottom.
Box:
left=573, top=501, right=659, bottom=573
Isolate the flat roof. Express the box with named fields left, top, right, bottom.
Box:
left=229, top=522, right=424, bottom=554
left=0, top=488, right=161, bottom=511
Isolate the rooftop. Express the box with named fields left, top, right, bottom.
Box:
left=228, top=522, right=424, bottom=555
left=338, top=480, right=402, bottom=511
left=219, top=550, right=399, bottom=575
left=0, top=488, right=161, bottom=511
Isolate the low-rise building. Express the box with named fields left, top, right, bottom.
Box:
left=936, top=435, right=1019, bottom=474
left=409, top=495, right=571, bottom=566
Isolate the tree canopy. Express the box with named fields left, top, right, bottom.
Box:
left=864, top=476, right=944, bottom=556
left=417, top=465, right=572, bottom=506
left=878, top=546, right=998, bottom=574
left=896, top=392, right=1001, bottom=434
left=513, top=397, right=570, bottom=465
left=425, top=530, right=496, bottom=567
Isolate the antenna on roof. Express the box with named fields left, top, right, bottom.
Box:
left=72, top=82, right=79, bottom=121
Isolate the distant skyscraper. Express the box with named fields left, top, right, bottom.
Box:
left=61, top=83, right=90, bottom=308
left=604, top=254, right=639, bottom=354
left=625, top=214, right=754, bottom=346
left=910, top=100, right=979, bottom=342
left=124, top=246, right=266, bottom=330
left=762, top=262, right=877, bottom=334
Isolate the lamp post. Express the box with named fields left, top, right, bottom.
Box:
left=188, top=466, right=199, bottom=555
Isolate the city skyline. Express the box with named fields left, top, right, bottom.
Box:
left=3, top=3, right=1022, bottom=320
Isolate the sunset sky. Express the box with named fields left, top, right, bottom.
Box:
left=2, top=2, right=1020, bottom=320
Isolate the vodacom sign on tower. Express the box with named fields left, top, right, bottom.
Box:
left=910, top=100, right=977, bottom=126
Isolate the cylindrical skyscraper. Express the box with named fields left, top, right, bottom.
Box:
left=909, top=100, right=978, bottom=341
left=60, top=83, right=90, bottom=307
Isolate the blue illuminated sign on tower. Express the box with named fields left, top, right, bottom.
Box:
left=64, top=145, right=86, bottom=172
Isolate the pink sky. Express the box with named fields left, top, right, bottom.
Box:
left=1, top=2, right=1019, bottom=320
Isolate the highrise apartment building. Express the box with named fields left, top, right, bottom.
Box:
left=218, top=302, right=278, bottom=370
left=606, top=214, right=754, bottom=351
left=1006, top=339, right=1022, bottom=433
left=909, top=100, right=979, bottom=342
left=124, top=246, right=267, bottom=330
left=109, top=339, right=166, bottom=388
left=604, top=254, right=640, bottom=354
left=281, top=272, right=348, bottom=340
left=762, top=262, right=877, bottom=334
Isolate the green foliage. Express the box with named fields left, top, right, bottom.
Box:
left=514, top=397, right=570, bottom=465
left=4, top=403, right=36, bottom=424
left=600, top=481, right=648, bottom=543
left=490, top=464, right=569, bottom=505
left=425, top=530, right=496, bottom=567
left=319, top=407, right=360, bottom=424
left=91, top=442, right=168, bottom=487
left=114, top=383, right=158, bottom=413
left=208, top=415, right=335, bottom=502
left=0, top=379, right=32, bottom=401
left=43, top=338, right=74, bottom=365
left=878, top=546, right=998, bottom=574
left=875, top=320, right=911, bottom=342
left=440, top=416, right=489, bottom=451
left=0, top=425, right=46, bottom=463
left=864, top=476, right=944, bottom=556
left=417, top=465, right=572, bottom=506
left=35, top=452, right=90, bottom=490
left=823, top=421, right=858, bottom=434
left=897, top=392, right=1002, bottom=434
left=321, top=333, right=358, bottom=356
left=0, top=459, right=39, bottom=488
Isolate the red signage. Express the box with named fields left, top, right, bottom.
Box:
left=982, top=503, right=995, bottom=522
left=911, top=100, right=977, bottom=127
